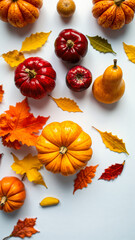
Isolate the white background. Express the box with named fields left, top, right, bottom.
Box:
left=0, top=0, right=135, bottom=239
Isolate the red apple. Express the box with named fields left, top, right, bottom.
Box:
left=66, top=65, right=92, bottom=92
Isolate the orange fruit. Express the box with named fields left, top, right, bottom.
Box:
left=57, top=0, right=76, bottom=18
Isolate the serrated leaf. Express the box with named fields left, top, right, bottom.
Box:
left=2, top=50, right=25, bottom=67
left=123, top=42, right=135, bottom=63
left=0, top=85, right=4, bottom=103
left=87, top=35, right=116, bottom=54
left=50, top=96, right=83, bottom=112
left=20, top=31, right=52, bottom=52
left=73, top=165, right=98, bottom=194
left=93, top=127, right=129, bottom=155
left=99, top=161, right=125, bottom=181
left=11, top=153, right=47, bottom=188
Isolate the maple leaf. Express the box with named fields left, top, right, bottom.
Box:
left=11, top=153, right=47, bottom=188
left=93, top=127, right=129, bottom=155
left=20, top=31, right=52, bottom=52
left=123, top=42, right=135, bottom=63
left=0, top=98, right=49, bottom=149
left=2, top=218, right=39, bottom=240
left=2, top=50, right=25, bottom=67
left=0, top=85, right=4, bottom=102
left=73, top=165, right=98, bottom=194
left=99, top=161, right=125, bottom=181
left=50, top=96, right=83, bottom=112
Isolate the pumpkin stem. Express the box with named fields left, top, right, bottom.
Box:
left=114, top=0, right=125, bottom=6
left=113, top=59, right=117, bottom=69
left=67, top=40, right=74, bottom=49
left=0, top=196, right=7, bottom=207
left=59, top=146, right=67, bottom=154
left=25, top=68, right=37, bottom=79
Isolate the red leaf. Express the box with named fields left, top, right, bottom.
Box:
left=0, top=85, right=4, bottom=103
left=73, top=165, right=98, bottom=194
left=99, top=161, right=125, bottom=181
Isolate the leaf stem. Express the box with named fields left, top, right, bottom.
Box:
left=21, top=173, right=26, bottom=181
left=2, top=234, right=12, bottom=240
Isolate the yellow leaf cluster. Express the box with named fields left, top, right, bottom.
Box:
left=50, top=96, right=83, bottom=112
left=11, top=153, right=47, bottom=188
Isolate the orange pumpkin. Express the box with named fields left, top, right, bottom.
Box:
left=0, top=176, right=26, bottom=212
left=0, top=0, right=43, bottom=28
left=36, top=121, right=93, bottom=176
left=92, top=0, right=135, bottom=29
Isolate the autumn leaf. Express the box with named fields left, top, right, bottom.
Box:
left=93, top=127, right=129, bottom=155
left=11, top=153, right=47, bottom=188
left=73, top=165, right=98, bottom=194
left=87, top=35, right=116, bottom=54
left=99, top=161, right=125, bottom=181
left=20, top=31, right=52, bottom=52
left=0, top=85, right=4, bottom=102
left=2, top=218, right=39, bottom=240
left=50, top=96, right=83, bottom=112
left=0, top=98, right=49, bottom=149
left=123, top=42, right=135, bottom=63
left=2, top=50, right=25, bottom=67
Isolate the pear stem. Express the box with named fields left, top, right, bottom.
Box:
left=113, top=59, right=117, bottom=69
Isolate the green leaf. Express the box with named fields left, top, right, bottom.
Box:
left=87, top=35, right=116, bottom=54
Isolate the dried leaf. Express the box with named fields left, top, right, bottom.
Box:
left=2, top=50, right=25, bottom=67
left=20, top=31, right=52, bottom=52
left=73, top=165, right=98, bottom=194
left=87, top=35, right=116, bottom=54
left=11, top=153, right=47, bottom=188
left=99, top=161, right=125, bottom=181
left=0, top=98, right=49, bottom=149
left=3, top=218, right=39, bottom=239
left=123, top=42, right=135, bottom=63
left=93, top=127, right=129, bottom=155
left=40, top=197, right=59, bottom=207
left=50, top=96, right=83, bottom=112
left=0, top=85, right=4, bottom=102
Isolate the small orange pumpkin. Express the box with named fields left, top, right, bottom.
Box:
left=36, top=121, right=93, bottom=176
left=0, top=176, right=26, bottom=212
left=0, top=0, right=43, bottom=28
left=92, top=0, right=135, bottom=29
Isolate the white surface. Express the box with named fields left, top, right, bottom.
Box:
left=0, top=0, right=135, bottom=239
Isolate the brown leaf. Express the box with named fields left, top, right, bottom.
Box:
left=99, top=161, right=125, bottom=181
left=93, top=127, right=129, bottom=155
left=50, top=96, right=83, bottom=112
left=3, top=218, right=39, bottom=239
left=0, top=85, right=4, bottom=103
left=0, top=98, right=49, bottom=149
left=73, top=165, right=98, bottom=194
left=2, top=50, right=25, bottom=67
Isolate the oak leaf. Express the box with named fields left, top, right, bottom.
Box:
left=11, top=153, right=47, bottom=188
left=123, top=42, right=135, bottom=63
left=0, top=98, right=49, bottom=149
left=50, top=96, right=83, bottom=112
left=20, top=31, right=52, bottom=52
left=73, top=165, right=98, bottom=194
left=93, top=127, right=129, bottom=155
left=2, top=218, right=39, bottom=240
left=99, top=161, right=125, bottom=181
left=0, top=85, right=4, bottom=102
left=87, top=35, right=116, bottom=54
left=2, top=50, right=25, bottom=67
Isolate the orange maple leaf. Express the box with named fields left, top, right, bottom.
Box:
left=0, top=98, right=49, bottom=149
left=0, top=85, right=4, bottom=102
left=73, top=165, right=98, bottom=194
left=3, top=218, right=39, bottom=239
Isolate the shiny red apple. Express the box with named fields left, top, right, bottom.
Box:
left=66, top=65, right=92, bottom=92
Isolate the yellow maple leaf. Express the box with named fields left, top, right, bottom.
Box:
left=2, top=50, right=25, bottom=67
left=50, top=96, right=83, bottom=112
left=20, top=31, right=52, bottom=52
left=93, top=127, right=129, bottom=155
left=123, top=42, right=135, bottom=63
left=11, top=153, right=47, bottom=188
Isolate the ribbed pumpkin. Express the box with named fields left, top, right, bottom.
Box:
left=0, top=0, right=43, bottom=28
left=0, top=176, right=26, bottom=212
left=36, top=121, right=93, bottom=176
left=92, top=0, right=135, bottom=30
